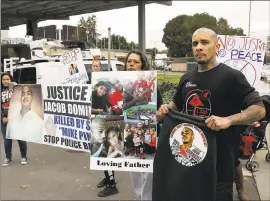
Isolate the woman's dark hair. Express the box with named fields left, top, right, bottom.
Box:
left=1, top=73, right=13, bottom=88
left=124, top=50, right=149, bottom=71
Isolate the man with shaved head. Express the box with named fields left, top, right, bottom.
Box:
left=156, top=27, right=265, bottom=201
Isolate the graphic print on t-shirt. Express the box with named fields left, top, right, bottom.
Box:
left=184, top=89, right=212, bottom=118
left=170, top=123, right=208, bottom=167
left=1, top=90, right=12, bottom=108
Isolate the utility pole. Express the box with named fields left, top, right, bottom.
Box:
left=248, top=1, right=252, bottom=36
left=67, top=25, right=68, bottom=41
left=118, top=35, right=120, bottom=50
left=108, top=27, right=111, bottom=71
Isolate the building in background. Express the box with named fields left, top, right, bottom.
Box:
left=37, top=25, right=78, bottom=41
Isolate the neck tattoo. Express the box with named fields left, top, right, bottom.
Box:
left=198, top=60, right=219, bottom=72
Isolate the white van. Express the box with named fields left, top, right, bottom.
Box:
left=4, top=57, right=124, bottom=84
left=6, top=58, right=69, bottom=84
left=83, top=59, right=125, bottom=72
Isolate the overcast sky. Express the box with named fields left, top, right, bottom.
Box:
left=7, top=1, right=270, bottom=50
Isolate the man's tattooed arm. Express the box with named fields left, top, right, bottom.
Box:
left=228, top=105, right=265, bottom=125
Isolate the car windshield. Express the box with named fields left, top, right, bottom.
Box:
left=116, top=64, right=125, bottom=71
left=101, top=64, right=111, bottom=71
left=13, top=67, right=37, bottom=84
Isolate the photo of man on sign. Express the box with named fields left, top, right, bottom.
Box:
left=7, top=85, right=43, bottom=143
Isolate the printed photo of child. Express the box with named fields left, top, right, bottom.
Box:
left=106, top=126, right=124, bottom=158
left=91, top=81, right=111, bottom=115
left=90, top=117, right=124, bottom=158
left=91, top=72, right=124, bottom=117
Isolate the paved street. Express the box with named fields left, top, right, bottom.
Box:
left=1, top=80, right=269, bottom=200
left=0, top=141, right=262, bottom=201
left=0, top=143, right=136, bottom=200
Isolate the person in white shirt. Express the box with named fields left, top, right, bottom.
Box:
left=6, top=85, right=43, bottom=144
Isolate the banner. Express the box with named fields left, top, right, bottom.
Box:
left=6, top=84, right=44, bottom=143
left=60, top=48, right=89, bottom=84
left=216, top=35, right=266, bottom=87
left=42, top=84, right=92, bottom=152
left=90, top=71, right=157, bottom=172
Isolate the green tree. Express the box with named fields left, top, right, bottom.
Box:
left=159, top=49, right=168, bottom=54
left=98, top=34, right=138, bottom=51
left=162, top=13, right=244, bottom=57
left=77, top=16, right=100, bottom=44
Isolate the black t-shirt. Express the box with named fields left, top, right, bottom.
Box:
left=173, top=63, right=263, bottom=182
left=153, top=110, right=217, bottom=201
left=1, top=87, right=12, bottom=120
left=157, top=87, right=163, bottom=137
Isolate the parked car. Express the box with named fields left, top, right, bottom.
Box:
left=164, top=64, right=171, bottom=71
left=83, top=59, right=125, bottom=72
left=261, top=64, right=270, bottom=83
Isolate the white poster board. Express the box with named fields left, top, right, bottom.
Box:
left=42, top=84, right=92, bottom=152
left=216, top=35, right=266, bottom=87
left=60, top=48, right=89, bottom=84
left=90, top=71, right=157, bottom=172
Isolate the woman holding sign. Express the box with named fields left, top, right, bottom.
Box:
left=124, top=50, right=160, bottom=201
left=1, top=73, right=28, bottom=166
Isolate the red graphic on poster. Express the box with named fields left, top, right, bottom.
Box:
left=224, top=59, right=257, bottom=86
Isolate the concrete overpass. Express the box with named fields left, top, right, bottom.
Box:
left=1, top=0, right=172, bottom=53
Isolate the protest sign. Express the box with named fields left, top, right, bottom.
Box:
left=60, top=48, right=89, bottom=84
left=216, top=35, right=266, bottom=87
left=6, top=84, right=44, bottom=143
left=90, top=71, right=157, bottom=172
left=42, top=84, right=92, bottom=152
left=90, top=48, right=101, bottom=57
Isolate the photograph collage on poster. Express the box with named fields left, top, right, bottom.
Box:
left=90, top=71, right=157, bottom=170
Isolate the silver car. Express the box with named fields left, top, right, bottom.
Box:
left=261, top=64, right=270, bottom=83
